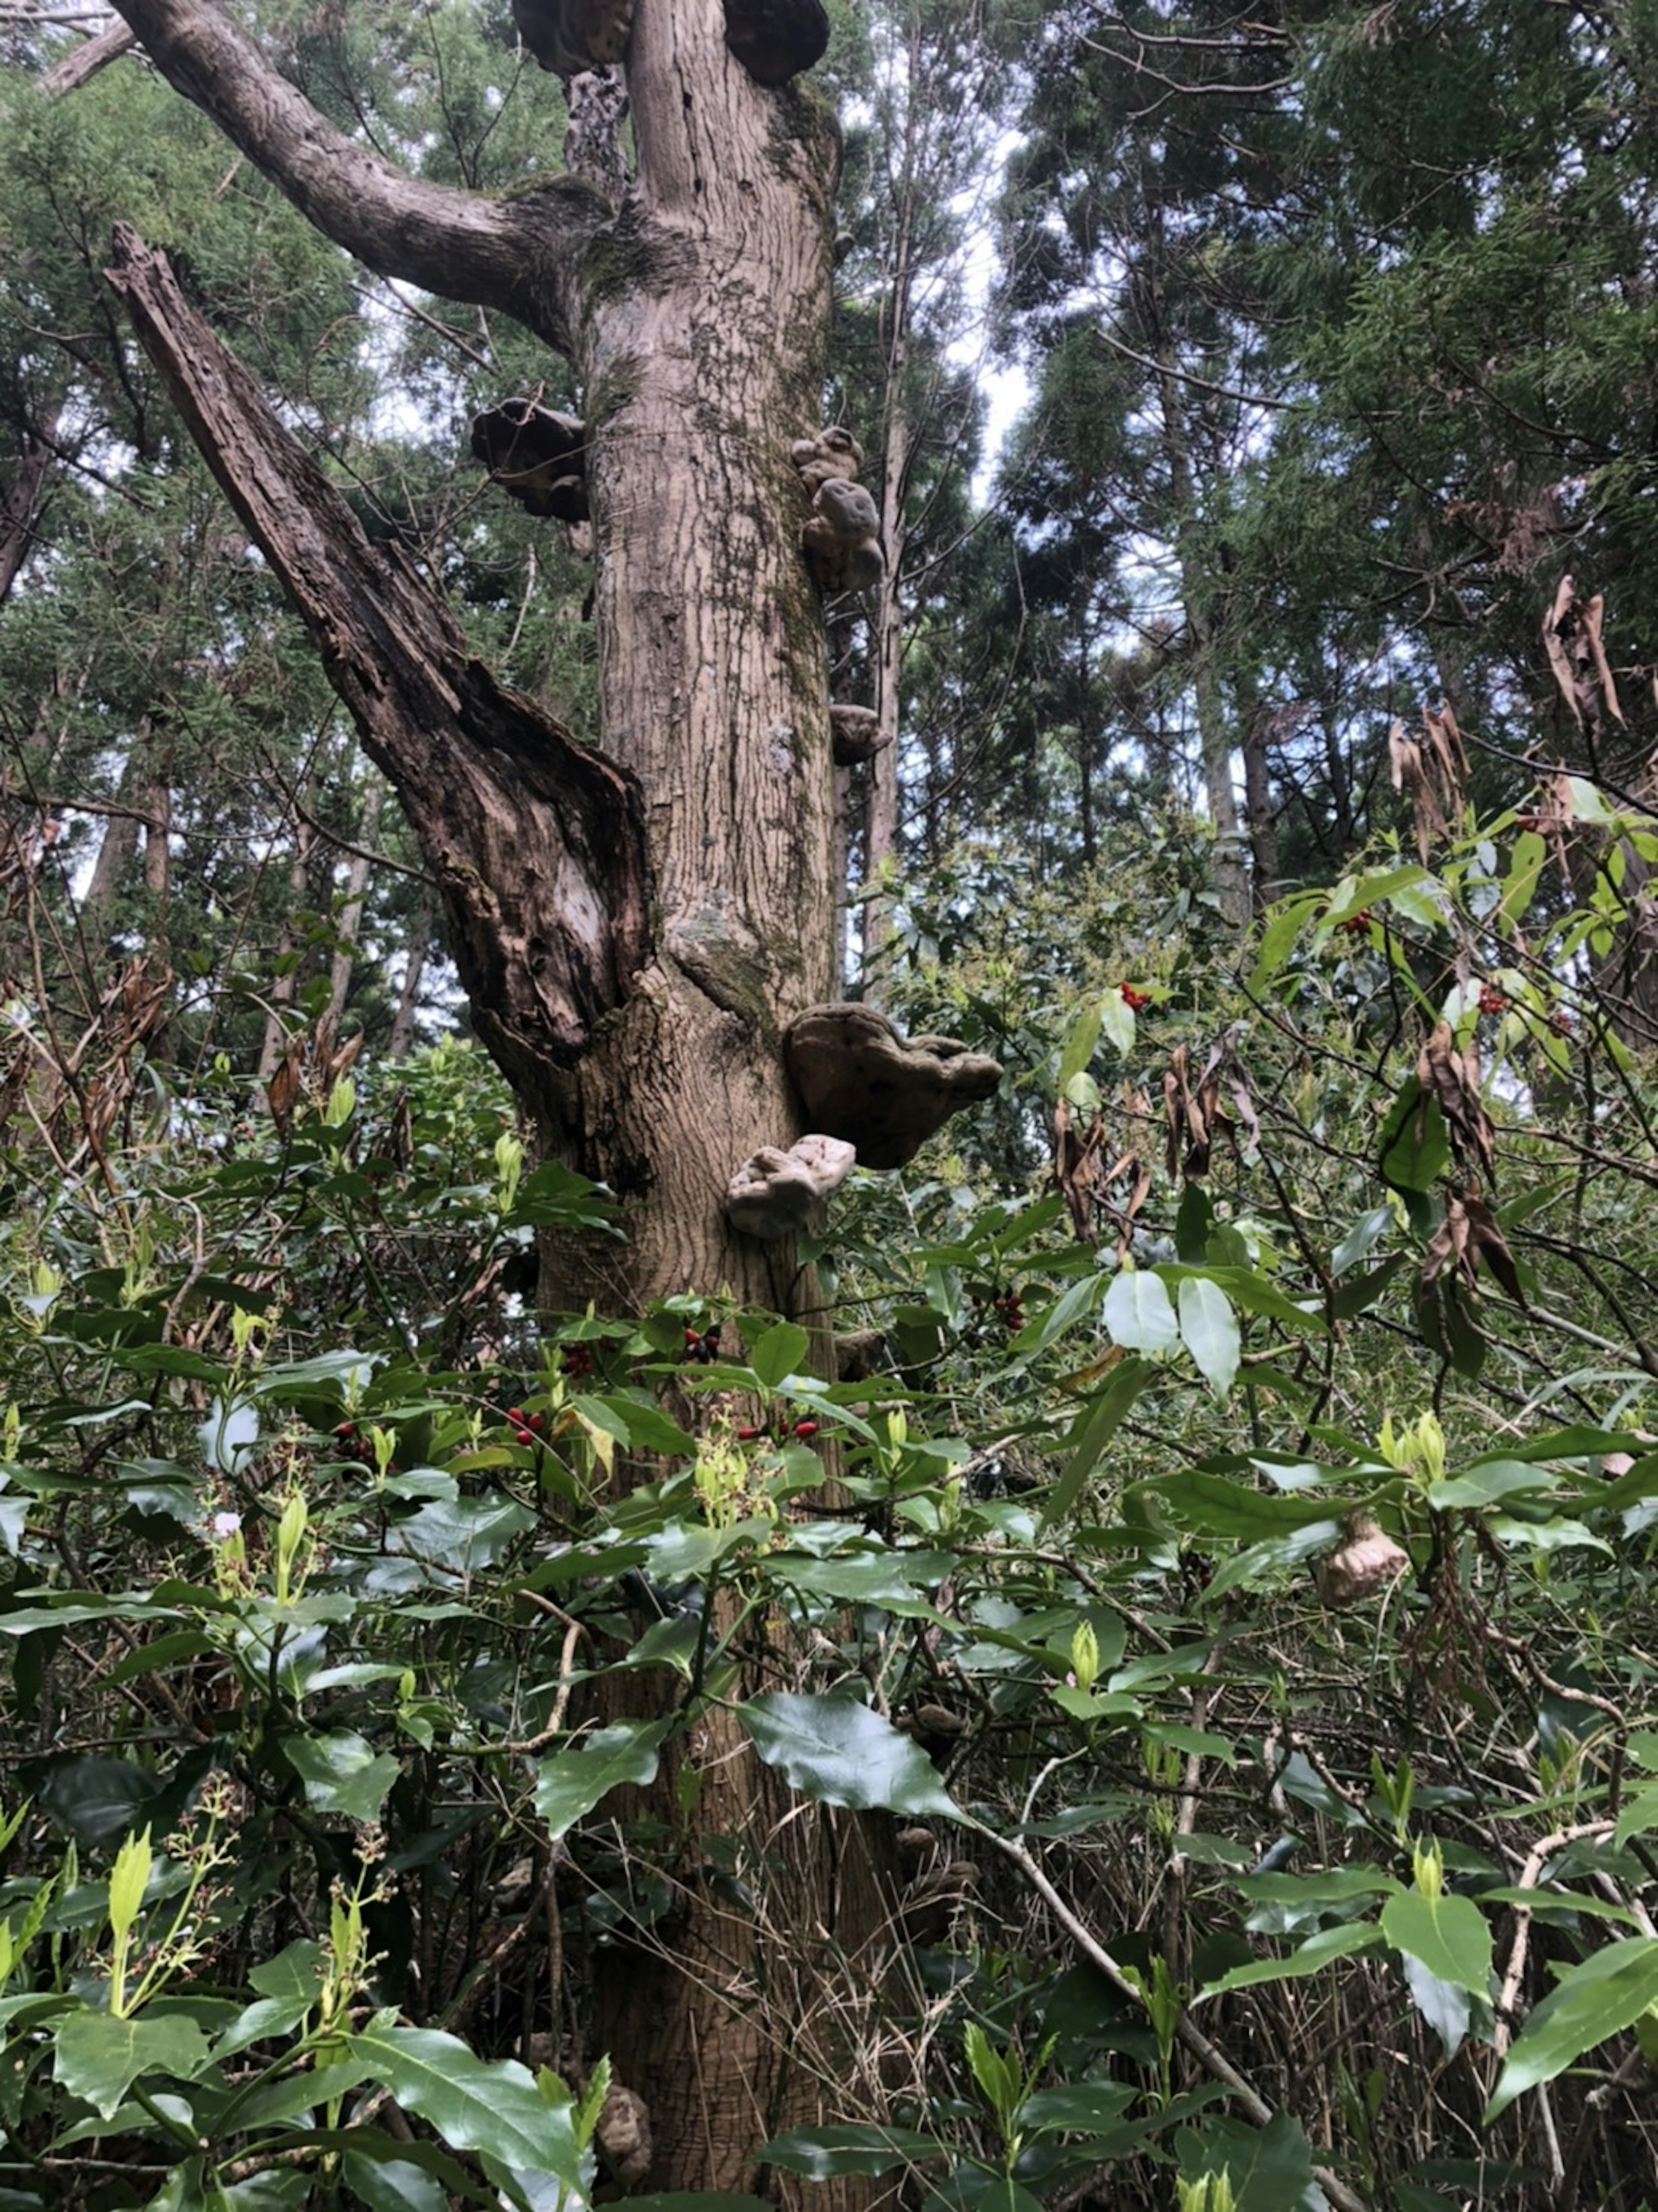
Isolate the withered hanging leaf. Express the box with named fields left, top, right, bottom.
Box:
left=1053, top=1095, right=1104, bottom=1240
left=1389, top=710, right=1464, bottom=860
left=1541, top=573, right=1627, bottom=735
left=1460, top=1186, right=1526, bottom=1305
left=1416, top=1022, right=1496, bottom=1185
left=267, top=1041, right=302, bottom=1137
left=1162, top=1031, right=1256, bottom=1181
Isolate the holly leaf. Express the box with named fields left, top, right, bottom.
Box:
left=740, top=1694, right=962, bottom=1820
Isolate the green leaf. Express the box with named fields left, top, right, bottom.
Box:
left=1057, top=1001, right=1102, bottom=1091
left=580, top=1394, right=696, bottom=1457
left=1428, top=1461, right=1557, bottom=1510
left=1199, top=1920, right=1381, bottom=1996
left=281, top=1732, right=401, bottom=1823
left=1098, top=989, right=1135, bottom=1058
left=1150, top=1471, right=1341, bottom=1539
left=1380, top=1889, right=1492, bottom=1994
left=759, top=2126, right=948, bottom=2180
left=1104, top=1270, right=1178, bottom=1353
left=340, top=2148, right=448, bottom=2212
left=1174, top=2110, right=1326, bottom=2212
left=346, top=2022, right=583, bottom=2183
left=1379, top=1081, right=1450, bottom=1194
left=1040, top=1357, right=1148, bottom=1527
left=749, top=1322, right=810, bottom=1390
left=53, top=2008, right=212, bottom=2118
left=1485, top=1938, right=1658, bottom=2121
left=532, top=1720, right=677, bottom=1839
left=1177, top=1278, right=1240, bottom=1399
left=740, top=1694, right=962, bottom=1820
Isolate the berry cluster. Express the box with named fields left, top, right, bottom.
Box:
left=1338, top=909, right=1373, bottom=937
left=992, top=1287, right=1026, bottom=1334
left=561, top=1342, right=595, bottom=1380
left=1119, top=982, right=1151, bottom=1011
left=735, top=1415, right=820, bottom=1444
left=506, top=1405, right=546, bottom=1447
left=1478, top=985, right=1508, bottom=1016
left=682, top=1325, right=722, bottom=1366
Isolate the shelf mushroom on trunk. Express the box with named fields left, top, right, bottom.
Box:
left=725, top=1133, right=856, bottom=1241
left=783, top=1002, right=1003, bottom=1171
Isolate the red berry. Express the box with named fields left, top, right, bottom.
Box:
left=335, top=1422, right=357, bottom=1439
left=1516, top=810, right=1541, bottom=834
left=793, top=1420, right=819, bottom=1439
left=1478, top=986, right=1507, bottom=1016
left=514, top=1427, right=534, bottom=1446
left=1549, top=1009, right=1574, bottom=1035
left=737, top=1425, right=762, bottom=1442
left=1120, top=983, right=1150, bottom=1011
left=1339, top=910, right=1373, bottom=937
left=506, top=1406, right=524, bottom=1424
left=528, top=1412, right=545, bottom=1432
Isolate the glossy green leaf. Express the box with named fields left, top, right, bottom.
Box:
left=1380, top=1889, right=1492, bottom=1994
left=1177, top=1277, right=1240, bottom=1399
left=1174, top=2109, right=1326, bottom=2211
left=1104, top=1269, right=1178, bottom=1353
left=749, top=1322, right=810, bottom=1390
left=759, top=2125, right=947, bottom=2178
left=1199, top=1920, right=1380, bottom=1996
left=740, top=1693, right=961, bottom=1819
left=281, top=1731, right=400, bottom=1823
left=346, top=2022, right=582, bottom=2183
left=532, top=1719, right=677, bottom=1839
left=1041, top=1356, right=1147, bottom=1527
left=52, top=2007, right=212, bottom=2118
left=1486, top=1938, right=1658, bottom=2121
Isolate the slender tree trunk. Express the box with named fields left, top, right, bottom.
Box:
left=387, top=898, right=432, bottom=1060
left=258, top=819, right=312, bottom=1081
left=0, top=426, right=58, bottom=608
left=326, top=780, right=380, bottom=1030
left=1152, top=345, right=1247, bottom=923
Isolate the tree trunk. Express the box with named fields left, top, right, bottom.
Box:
left=326, top=779, right=380, bottom=1031
left=98, top=0, right=880, bottom=2183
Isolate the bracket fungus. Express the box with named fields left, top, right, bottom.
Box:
left=510, top=0, right=633, bottom=74
left=471, top=401, right=588, bottom=523
left=1313, top=1512, right=1410, bottom=1608
left=783, top=1003, right=1003, bottom=1170
left=830, top=703, right=888, bottom=767
left=791, top=425, right=864, bottom=498
left=723, top=0, right=830, bottom=85
left=725, top=1133, right=856, bottom=1240
left=802, top=478, right=883, bottom=594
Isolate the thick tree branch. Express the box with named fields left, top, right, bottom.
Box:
left=106, top=0, right=598, bottom=351
left=106, top=224, right=650, bottom=1080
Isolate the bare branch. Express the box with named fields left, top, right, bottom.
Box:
left=106, top=0, right=599, bottom=351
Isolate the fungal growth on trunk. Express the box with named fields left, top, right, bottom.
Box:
left=510, top=0, right=633, bottom=75
left=471, top=401, right=588, bottom=522
left=722, top=0, right=830, bottom=86
left=802, top=478, right=883, bottom=594
left=830, top=702, right=887, bottom=765
left=791, top=425, right=864, bottom=497
left=725, top=1133, right=856, bottom=1239
left=784, top=1003, right=1003, bottom=1170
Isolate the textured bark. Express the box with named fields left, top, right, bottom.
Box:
left=108, top=0, right=598, bottom=345
left=38, top=15, right=136, bottom=96
left=100, top=0, right=872, bottom=2189
left=0, top=430, right=56, bottom=608
left=107, top=227, right=649, bottom=1090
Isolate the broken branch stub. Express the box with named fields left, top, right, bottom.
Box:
left=725, top=1134, right=855, bottom=1240
left=471, top=401, right=589, bottom=523
left=512, top=0, right=633, bottom=75
left=104, top=226, right=648, bottom=1081
left=784, top=1003, right=1002, bottom=1170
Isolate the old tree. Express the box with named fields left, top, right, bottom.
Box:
left=92, top=0, right=895, bottom=2191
